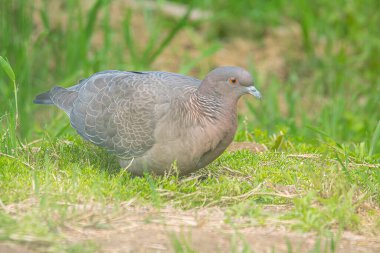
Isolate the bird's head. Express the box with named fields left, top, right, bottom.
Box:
left=200, top=66, right=262, bottom=100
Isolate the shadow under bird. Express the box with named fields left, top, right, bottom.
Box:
left=34, top=66, right=262, bottom=175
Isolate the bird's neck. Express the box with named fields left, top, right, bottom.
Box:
left=197, top=79, right=240, bottom=112
left=173, top=89, right=238, bottom=127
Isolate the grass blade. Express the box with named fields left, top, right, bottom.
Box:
left=0, top=56, right=15, bottom=81
left=0, top=56, right=18, bottom=122
left=180, top=43, right=220, bottom=74
left=123, top=9, right=139, bottom=67
left=85, top=0, right=106, bottom=40
left=369, top=120, right=380, bottom=156
left=0, top=56, right=18, bottom=152
left=148, top=4, right=193, bottom=64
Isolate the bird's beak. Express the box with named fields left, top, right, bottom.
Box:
left=246, top=86, right=262, bottom=99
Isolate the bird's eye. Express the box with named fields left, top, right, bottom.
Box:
left=229, top=77, right=237, bottom=85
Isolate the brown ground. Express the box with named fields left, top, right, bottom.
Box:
left=2, top=203, right=379, bottom=253
left=70, top=206, right=380, bottom=253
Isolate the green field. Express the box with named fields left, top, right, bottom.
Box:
left=1, top=0, right=379, bottom=252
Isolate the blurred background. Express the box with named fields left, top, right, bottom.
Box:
left=1, top=0, right=379, bottom=159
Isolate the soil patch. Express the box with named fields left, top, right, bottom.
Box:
left=62, top=204, right=380, bottom=253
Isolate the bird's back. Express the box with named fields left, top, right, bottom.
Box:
left=35, top=70, right=201, bottom=114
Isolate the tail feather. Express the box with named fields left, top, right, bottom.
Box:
left=34, top=86, right=78, bottom=115
left=33, top=91, right=53, bottom=104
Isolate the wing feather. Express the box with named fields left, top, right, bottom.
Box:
left=67, top=70, right=201, bottom=159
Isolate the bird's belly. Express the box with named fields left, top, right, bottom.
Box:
left=127, top=124, right=225, bottom=175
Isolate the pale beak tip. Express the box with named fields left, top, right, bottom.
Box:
left=247, top=86, right=262, bottom=99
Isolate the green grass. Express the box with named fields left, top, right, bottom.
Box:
left=1, top=0, right=380, bottom=252
left=0, top=136, right=378, bottom=251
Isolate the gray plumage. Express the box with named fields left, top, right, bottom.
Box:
left=34, top=67, right=261, bottom=175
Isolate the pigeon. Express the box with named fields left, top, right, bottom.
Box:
left=34, top=66, right=261, bottom=175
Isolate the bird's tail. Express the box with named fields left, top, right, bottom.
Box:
left=33, top=91, right=53, bottom=104
left=34, top=87, right=78, bottom=115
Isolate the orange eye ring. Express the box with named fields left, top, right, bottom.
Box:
left=229, top=77, right=237, bottom=85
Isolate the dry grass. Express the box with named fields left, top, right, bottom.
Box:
left=1, top=198, right=379, bottom=253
